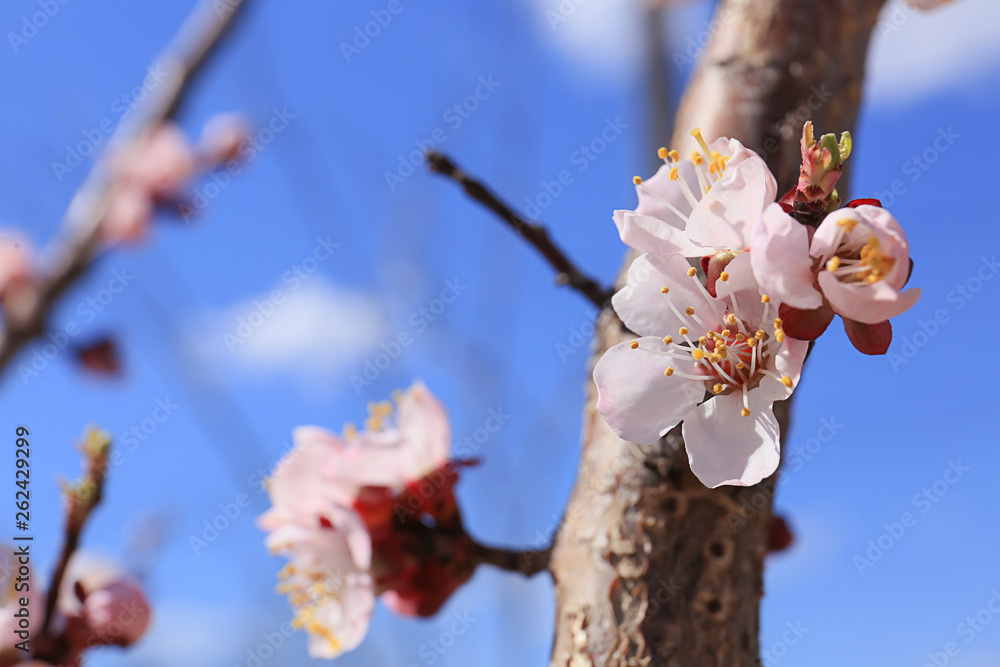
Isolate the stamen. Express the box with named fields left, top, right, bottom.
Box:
left=629, top=341, right=639, bottom=349
left=662, top=336, right=673, bottom=345
left=720, top=271, right=730, bottom=282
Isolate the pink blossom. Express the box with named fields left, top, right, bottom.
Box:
left=614, top=131, right=776, bottom=275
left=259, top=381, right=456, bottom=658
left=198, top=113, right=250, bottom=164
left=595, top=253, right=807, bottom=487
left=753, top=201, right=919, bottom=318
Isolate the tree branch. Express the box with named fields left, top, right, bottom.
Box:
left=426, top=151, right=612, bottom=309
left=0, top=0, right=252, bottom=376
left=470, top=541, right=551, bottom=577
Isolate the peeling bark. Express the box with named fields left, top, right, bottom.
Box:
left=550, top=1, right=886, bottom=664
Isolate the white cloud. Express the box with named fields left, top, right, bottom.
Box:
left=865, top=0, right=1000, bottom=104
left=200, top=279, right=388, bottom=381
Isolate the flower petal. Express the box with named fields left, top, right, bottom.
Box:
left=686, top=155, right=776, bottom=251
left=818, top=271, right=921, bottom=324
left=842, top=318, right=892, bottom=355
left=635, top=160, right=700, bottom=225
left=751, top=203, right=823, bottom=309
left=594, top=338, right=706, bottom=445
left=612, top=254, right=721, bottom=337
left=613, top=210, right=703, bottom=257
left=682, top=378, right=787, bottom=488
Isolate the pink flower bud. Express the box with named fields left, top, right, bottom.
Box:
left=83, top=579, right=151, bottom=647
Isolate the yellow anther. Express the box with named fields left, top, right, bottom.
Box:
left=773, top=318, right=783, bottom=328
left=775, top=329, right=786, bottom=342
left=713, top=383, right=724, bottom=394
left=719, top=271, right=730, bottom=282
left=735, top=332, right=745, bottom=341
left=633, top=176, right=643, bottom=185
left=721, top=329, right=731, bottom=337
left=687, top=267, right=697, bottom=277
left=726, top=314, right=737, bottom=324
left=691, top=152, right=705, bottom=165
left=343, top=422, right=357, bottom=439
left=747, top=337, right=759, bottom=347
left=692, top=349, right=705, bottom=361
left=736, top=361, right=745, bottom=369
left=740, top=407, right=751, bottom=418
left=698, top=335, right=707, bottom=345
left=660, top=286, right=670, bottom=294
left=781, top=376, right=793, bottom=388
left=710, top=354, right=722, bottom=363
left=629, top=340, right=639, bottom=349
left=686, top=307, right=696, bottom=316
left=668, top=149, right=679, bottom=163
left=662, top=336, right=673, bottom=345
left=364, top=416, right=382, bottom=431
left=755, top=330, right=765, bottom=340
left=669, top=166, right=679, bottom=181
left=761, top=295, right=771, bottom=303
left=679, top=327, right=689, bottom=336
left=837, top=217, right=858, bottom=233
left=657, top=147, right=669, bottom=159
left=826, top=256, right=841, bottom=272
left=665, top=367, right=674, bottom=376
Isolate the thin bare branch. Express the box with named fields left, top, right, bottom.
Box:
left=0, top=0, right=252, bottom=375
left=427, top=151, right=612, bottom=309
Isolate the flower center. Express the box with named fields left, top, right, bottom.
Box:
left=823, top=218, right=896, bottom=285
left=629, top=270, right=793, bottom=418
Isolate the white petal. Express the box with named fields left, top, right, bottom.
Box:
left=613, top=210, right=703, bottom=257
left=594, top=338, right=706, bottom=445
left=682, top=378, right=787, bottom=488
left=613, top=254, right=722, bottom=337
left=686, top=156, right=776, bottom=251
left=818, top=271, right=922, bottom=324
left=397, top=380, right=452, bottom=475
left=751, top=203, right=823, bottom=309
left=635, top=161, right=700, bottom=225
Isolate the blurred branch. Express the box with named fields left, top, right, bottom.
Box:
left=471, top=540, right=550, bottom=577
left=0, top=0, right=252, bottom=375
left=427, top=151, right=612, bottom=309
left=40, top=430, right=111, bottom=638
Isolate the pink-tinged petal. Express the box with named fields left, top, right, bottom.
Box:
left=613, top=254, right=720, bottom=337
left=818, top=271, right=921, bottom=324
left=613, top=210, right=703, bottom=257
left=811, top=207, right=911, bottom=290
left=751, top=203, right=823, bottom=309
left=843, top=318, right=892, bottom=355
left=261, top=427, right=347, bottom=523
left=305, top=574, right=376, bottom=659
left=682, top=378, right=787, bottom=488
left=774, top=337, right=809, bottom=386
left=594, top=338, right=706, bottom=445
left=635, top=161, right=700, bottom=225
left=716, top=251, right=758, bottom=306
left=396, top=381, right=452, bottom=475
left=686, top=156, right=776, bottom=251
left=100, top=186, right=153, bottom=245
left=778, top=302, right=835, bottom=341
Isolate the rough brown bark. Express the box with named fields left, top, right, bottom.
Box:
left=549, top=1, right=886, bottom=665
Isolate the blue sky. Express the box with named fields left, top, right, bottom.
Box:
left=1, top=0, right=999, bottom=665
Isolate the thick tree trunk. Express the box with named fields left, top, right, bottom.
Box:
left=549, top=1, right=886, bottom=665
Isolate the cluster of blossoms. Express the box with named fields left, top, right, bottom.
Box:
left=259, top=382, right=476, bottom=659
left=596, top=123, right=919, bottom=488
left=0, top=550, right=152, bottom=667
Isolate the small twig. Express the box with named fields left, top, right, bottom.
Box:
left=0, top=0, right=252, bottom=376
left=40, top=430, right=111, bottom=637
left=471, top=540, right=551, bottom=577
left=427, top=151, right=612, bottom=309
